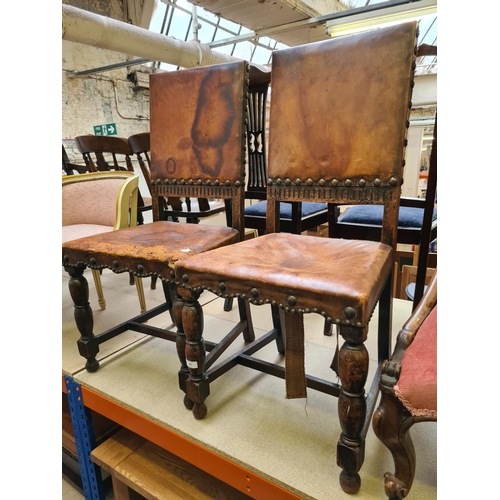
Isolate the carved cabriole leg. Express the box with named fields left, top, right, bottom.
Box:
left=178, top=287, right=209, bottom=420
left=372, top=389, right=416, bottom=499
left=336, top=324, right=369, bottom=494
left=65, top=264, right=100, bottom=372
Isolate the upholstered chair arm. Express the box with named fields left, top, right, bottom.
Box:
left=381, top=272, right=437, bottom=387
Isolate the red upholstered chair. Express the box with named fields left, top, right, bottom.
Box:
left=62, top=61, right=255, bottom=374
left=173, top=22, right=419, bottom=494
left=372, top=272, right=437, bottom=499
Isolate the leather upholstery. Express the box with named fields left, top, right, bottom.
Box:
left=63, top=221, right=240, bottom=278
left=175, top=233, right=392, bottom=329
left=150, top=62, right=246, bottom=185
left=269, top=23, right=415, bottom=185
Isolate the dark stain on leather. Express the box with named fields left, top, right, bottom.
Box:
left=191, top=70, right=236, bottom=176
left=166, top=157, right=176, bottom=174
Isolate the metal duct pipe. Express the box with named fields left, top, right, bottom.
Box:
left=62, top=4, right=247, bottom=70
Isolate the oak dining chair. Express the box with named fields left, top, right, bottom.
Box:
left=173, top=22, right=419, bottom=494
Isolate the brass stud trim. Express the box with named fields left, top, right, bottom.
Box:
left=344, top=306, right=356, bottom=319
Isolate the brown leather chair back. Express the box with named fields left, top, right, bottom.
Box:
left=267, top=22, right=418, bottom=250
left=149, top=61, right=248, bottom=235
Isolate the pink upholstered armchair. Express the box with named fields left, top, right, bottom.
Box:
left=62, top=171, right=146, bottom=313
left=372, top=272, right=437, bottom=499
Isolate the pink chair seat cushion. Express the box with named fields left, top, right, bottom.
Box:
left=394, top=305, right=437, bottom=417
left=62, top=224, right=113, bottom=244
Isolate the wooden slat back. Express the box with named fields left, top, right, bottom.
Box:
left=75, top=135, right=134, bottom=172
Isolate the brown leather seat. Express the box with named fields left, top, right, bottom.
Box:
left=62, top=61, right=256, bottom=375
left=173, top=22, right=419, bottom=494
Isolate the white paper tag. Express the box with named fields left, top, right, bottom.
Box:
left=186, top=359, right=198, bottom=369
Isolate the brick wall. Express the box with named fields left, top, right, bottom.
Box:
left=62, top=0, right=152, bottom=164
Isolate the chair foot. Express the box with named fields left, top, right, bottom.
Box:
left=339, top=470, right=361, bottom=494
left=372, top=392, right=417, bottom=499
left=183, top=395, right=194, bottom=410
left=85, top=358, right=100, bottom=373
left=192, top=402, right=207, bottom=420
left=383, top=472, right=410, bottom=499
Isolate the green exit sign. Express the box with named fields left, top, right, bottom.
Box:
left=93, top=123, right=117, bottom=136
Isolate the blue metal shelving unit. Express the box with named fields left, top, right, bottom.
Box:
left=64, top=375, right=106, bottom=500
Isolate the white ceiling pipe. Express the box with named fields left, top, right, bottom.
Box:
left=62, top=4, right=256, bottom=70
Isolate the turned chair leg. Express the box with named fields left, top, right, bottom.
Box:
left=91, top=268, right=106, bottom=310
left=171, top=288, right=192, bottom=411
left=135, top=277, right=146, bottom=313
left=178, top=288, right=209, bottom=420
left=65, top=264, right=100, bottom=372
left=372, top=390, right=417, bottom=499
left=336, top=324, right=369, bottom=494
left=151, top=276, right=158, bottom=290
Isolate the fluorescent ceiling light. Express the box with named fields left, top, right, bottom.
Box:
left=326, top=0, right=437, bottom=38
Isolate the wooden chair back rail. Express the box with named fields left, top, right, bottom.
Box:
left=74, top=134, right=152, bottom=224
left=246, top=82, right=269, bottom=197
left=413, top=114, right=437, bottom=308
left=62, top=144, right=89, bottom=175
